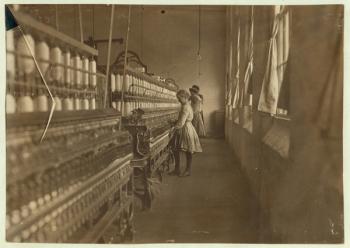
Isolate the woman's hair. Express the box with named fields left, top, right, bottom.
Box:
left=176, top=89, right=190, bottom=99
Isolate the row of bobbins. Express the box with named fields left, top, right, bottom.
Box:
left=6, top=29, right=98, bottom=114
left=110, top=73, right=177, bottom=99
left=7, top=164, right=131, bottom=243
left=6, top=120, right=130, bottom=241
left=120, top=99, right=180, bottom=115
left=110, top=73, right=179, bottom=114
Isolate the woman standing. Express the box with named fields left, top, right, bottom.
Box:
left=169, top=90, right=202, bottom=177
left=189, top=85, right=206, bottom=137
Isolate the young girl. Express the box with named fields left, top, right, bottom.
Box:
left=189, top=85, right=206, bottom=137
left=169, top=90, right=202, bottom=177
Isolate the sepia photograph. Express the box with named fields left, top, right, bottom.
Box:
left=2, top=1, right=346, bottom=245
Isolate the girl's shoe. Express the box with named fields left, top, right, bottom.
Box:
left=180, top=171, right=191, bottom=177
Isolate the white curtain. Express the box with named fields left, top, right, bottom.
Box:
left=226, top=7, right=234, bottom=120
left=258, top=6, right=291, bottom=115
left=232, top=18, right=240, bottom=109
left=241, top=7, right=254, bottom=107
left=241, top=7, right=254, bottom=132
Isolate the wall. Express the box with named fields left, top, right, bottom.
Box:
left=225, top=5, right=344, bottom=243
left=50, top=5, right=226, bottom=135
left=139, top=6, right=226, bottom=135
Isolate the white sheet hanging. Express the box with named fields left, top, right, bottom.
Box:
left=226, top=39, right=234, bottom=107
left=232, top=20, right=240, bottom=109
left=241, top=6, right=254, bottom=108
left=258, top=12, right=280, bottom=114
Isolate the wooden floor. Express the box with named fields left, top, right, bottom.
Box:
left=134, top=138, right=260, bottom=243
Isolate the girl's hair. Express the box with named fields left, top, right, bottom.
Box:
left=176, top=89, right=190, bottom=99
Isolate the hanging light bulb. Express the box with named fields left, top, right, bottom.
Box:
left=197, top=52, right=202, bottom=61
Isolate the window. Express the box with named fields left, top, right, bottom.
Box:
left=260, top=6, right=291, bottom=157
left=258, top=5, right=290, bottom=118
left=276, top=6, right=290, bottom=117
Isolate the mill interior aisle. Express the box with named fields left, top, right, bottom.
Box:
left=134, top=138, right=259, bottom=243
left=4, top=3, right=344, bottom=245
